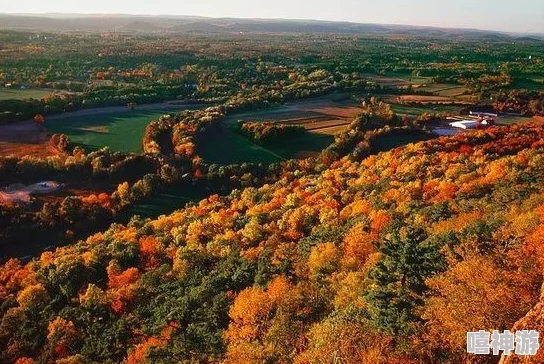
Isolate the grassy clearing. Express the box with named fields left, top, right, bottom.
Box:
left=268, top=132, right=334, bottom=159
left=497, top=115, right=535, bottom=125
left=199, top=126, right=336, bottom=164
left=198, top=128, right=283, bottom=165
left=392, top=104, right=463, bottom=117
left=509, top=78, right=544, bottom=91
left=438, top=87, right=469, bottom=97
left=120, top=187, right=211, bottom=220
left=46, top=109, right=179, bottom=153
left=0, top=88, right=54, bottom=100
left=209, top=96, right=360, bottom=163
left=371, top=132, right=433, bottom=153
left=363, top=73, right=432, bottom=87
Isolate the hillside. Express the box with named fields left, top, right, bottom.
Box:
left=2, top=122, right=544, bottom=363
left=0, top=14, right=535, bottom=38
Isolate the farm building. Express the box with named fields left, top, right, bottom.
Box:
left=469, top=111, right=498, bottom=119
left=449, top=118, right=494, bottom=130
left=449, top=120, right=481, bottom=129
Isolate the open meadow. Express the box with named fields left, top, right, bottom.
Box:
left=362, top=73, right=432, bottom=88
left=46, top=106, right=188, bottom=153
left=0, top=87, right=54, bottom=100
left=202, top=95, right=362, bottom=162
left=362, top=73, right=477, bottom=102
left=197, top=128, right=284, bottom=164
left=391, top=103, right=463, bottom=116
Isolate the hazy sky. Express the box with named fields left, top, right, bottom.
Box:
left=2, top=0, right=543, bottom=33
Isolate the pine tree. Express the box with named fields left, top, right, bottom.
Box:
left=366, top=225, right=445, bottom=337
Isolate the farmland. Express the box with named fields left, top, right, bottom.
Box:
left=497, top=114, right=536, bottom=125
left=46, top=106, right=189, bottom=153
left=197, top=128, right=284, bottom=165
left=362, top=73, right=432, bottom=88
left=0, top=87, right=54, bottom=100
left=390, top=103, right=463, bottom=117
left=362, top=73, right=478, bottom=103
left=207, top=95, right=362, bottom=161
left=363, top=73, right=477, bottom=104
left=224, top=95, right=361, bottom=129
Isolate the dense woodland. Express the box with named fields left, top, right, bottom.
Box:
left=3, top=123, right=544, bottom=363
left=1, top=21, right=544, bottom=364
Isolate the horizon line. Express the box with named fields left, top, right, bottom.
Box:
left=1, top=12, right=543, bottom=36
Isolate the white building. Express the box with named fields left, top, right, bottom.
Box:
left=449, top=120, right=480, bottom=129
left=449, top=119, right=493, bottom=130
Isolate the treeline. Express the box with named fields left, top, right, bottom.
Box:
left=0, top=84, right=195, bottom=124
left=143, top=106, right=226, bottom=157
left=0, top=148, right=160, bottom=186
left=321, top=98, right=431, bottom=162
left=237, top=121, right=306, bottom=144
left=491, top=89, right=544, bottom=116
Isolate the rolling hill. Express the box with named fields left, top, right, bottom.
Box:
left=1, top=14, right=541, bottom=39
left=2, top=122, right=544, bottom=363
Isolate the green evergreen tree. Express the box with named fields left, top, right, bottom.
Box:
left=366, top=225, right=445, bottom=337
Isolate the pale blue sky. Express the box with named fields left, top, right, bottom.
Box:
left=2, top=0, right=543, bottom=33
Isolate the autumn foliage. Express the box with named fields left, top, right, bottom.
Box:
left=3, top=123, right=544, bottom=363
left=238, top=121, right=306, bottom=144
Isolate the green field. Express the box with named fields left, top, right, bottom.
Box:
left=120, top=187, right=211, bottom=220
left=198, top=126, right=337, bottom=164
left=198, top=128, right=283, bottom=165
left=363, top=73, right=433, bottom=88
left=268, top=132, right=333, bottom=159
left=416, top=84, right=468, bottom=97
left=497, top=115, right=535, bottom=125
left=46, top=109, right=181, bottom=153
left=509, top=78, right=544, bottom=91
left=371, top=132, right=433, bottom=153
left=392, top=104, right=463, bottom=116
left=0, top=88, right=54, bottom=100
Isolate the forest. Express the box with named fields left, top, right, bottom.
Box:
left=3, top=123, right=544, bottom=363
left=1, top=16, right=544, bottom=364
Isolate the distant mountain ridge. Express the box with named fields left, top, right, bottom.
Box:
left=0, top=14, right=543, bottom=39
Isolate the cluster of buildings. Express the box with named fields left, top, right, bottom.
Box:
left=448, top=112, right=498, bottom=130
